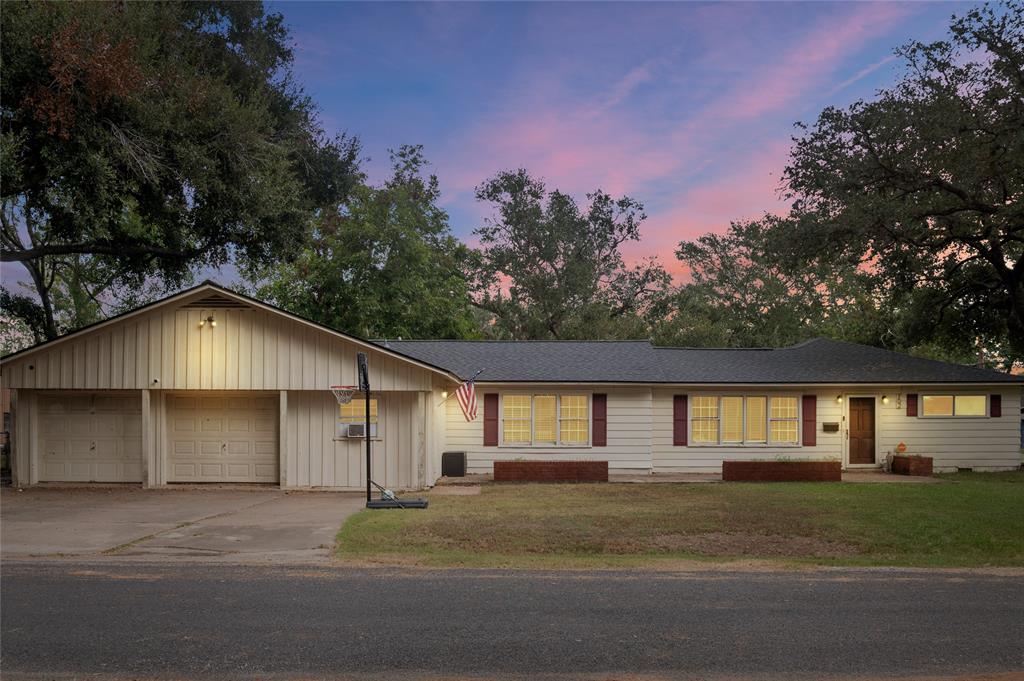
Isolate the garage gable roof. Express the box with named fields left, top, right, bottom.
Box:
left=0, top=281, right=460, bottom=382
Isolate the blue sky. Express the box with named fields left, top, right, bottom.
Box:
left=272, top=1, right=967, bottom=275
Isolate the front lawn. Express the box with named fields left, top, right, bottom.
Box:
left=336, top=471, right=1024, bottom=569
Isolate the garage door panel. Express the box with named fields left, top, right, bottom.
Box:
left=173, top=463, right=196, bottom=477
left=68, top=439, right=94, bottom=458
left=167, top=393, right=279, bottom=483
left=123, top=415, right=142, bottom=437
left=41, top=416, right=67, bottom=436
left=38, top=393, right=143, bottom=482
left=227, top=440, right=250, bottom=455
left=199, top=440, right=223, bottom=455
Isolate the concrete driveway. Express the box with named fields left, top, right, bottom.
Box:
left=1, top=487, right=365, bottom=563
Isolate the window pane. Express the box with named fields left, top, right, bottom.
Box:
left=340, top=398, right=378, bottom=423
left=560, top=395, right=588, bottom=418
left=534, top=395, right=556, bottom=444
left=692, top=396, right=718, bottom=418
left=502, top=395, right=531, bottom=443
left=721, top=397, right=743, bottom=443
left=954, top=395, right=986, bottom=416
left=922, top=395, right=953, bottom=416
left=503, top=419, right=531, bottom=444
left=560, top=419, right=588, bottom=444
left=770, top=420, right=798, bottom=444
left=558, top=395, right=589, bottom=444
left=770, top=397, right=798, bottom=419
left=502, top=395, right=531, bottom=418
left=745, top=396, right=767, bottom=443
left=692, top=419, right=719, bottom=444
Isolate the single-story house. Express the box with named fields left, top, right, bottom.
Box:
left=1, top=281, right=1020, bottom=489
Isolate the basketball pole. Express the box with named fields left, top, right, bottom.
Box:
left=357, top=352, right=371, bottom=504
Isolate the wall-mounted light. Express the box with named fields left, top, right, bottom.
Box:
left=881, top=395, right=890, bottom=405
left=199, top=315, right=217, bottom=328
left=441, top=390, right=449, bottom=399
left=835, top=395, right=844, bottom=404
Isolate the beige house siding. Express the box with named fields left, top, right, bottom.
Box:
left=443, top=386, right=653, bottom=473
left=652, top=385, right=1021, bottom=473
left=0, top=294, right=439, bottom=393
left=876, top=386, right=1021, bottom=471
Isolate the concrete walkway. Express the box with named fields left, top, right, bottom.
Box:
left=1, top=487, right=364, bottom=563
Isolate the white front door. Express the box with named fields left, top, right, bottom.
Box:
left=38, top=393, right=143, bottom=482
left=167, top=394, right=278, bottom=483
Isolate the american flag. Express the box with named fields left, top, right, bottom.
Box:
left=455, top=379, right=477, bottom=421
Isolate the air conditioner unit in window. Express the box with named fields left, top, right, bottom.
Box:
left=343, top=423, right=377, bottom=438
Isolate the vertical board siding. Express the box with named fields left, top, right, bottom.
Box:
left=445, top=387, right=653, bottom=473
left=285, top=390, right=421, bottom=489
left=1, top=302, right=437, bottom=392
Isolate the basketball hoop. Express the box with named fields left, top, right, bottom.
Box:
left=330, top=385, right=358, bottom=405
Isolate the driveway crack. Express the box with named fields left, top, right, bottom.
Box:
left=100, top=494, right=285, bottom=556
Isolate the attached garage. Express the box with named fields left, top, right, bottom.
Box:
left=167, top=393, right=279, bottom=483
left=1, top=282, right=454, bottom=490
left=38, top=392, right=143, bottom=482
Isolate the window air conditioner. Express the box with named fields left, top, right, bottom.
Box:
left=345, top=423, right=377, bottom=438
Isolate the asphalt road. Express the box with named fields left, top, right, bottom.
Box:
left=2, top=562, right=1023, bottom=680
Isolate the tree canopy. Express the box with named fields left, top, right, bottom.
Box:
left=470, top=169, right=671, bottom=339
left=255, top=146, right=479, bottom=339
left=779, top=1, right=1024, bottom=366
left=1, top=1, right=359, bottom=339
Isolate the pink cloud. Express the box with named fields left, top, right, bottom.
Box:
left=436, top=2, right=921, bottom=281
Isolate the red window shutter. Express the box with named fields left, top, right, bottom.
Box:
left=483, top=394, right=499, bottom=446
left=673, top=395, right=688, bottom=446
left=592, top=394, right=607, bottom=446
left=801, top=395, right=817, bottom=446
left=906, top=394, right=918, bottom=417
left=990, top=394, right=1001, bottom=418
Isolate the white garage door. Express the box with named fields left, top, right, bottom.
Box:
left=38, top=393, right=143, bottom=482
left=167, top=394, right=278, bottom=483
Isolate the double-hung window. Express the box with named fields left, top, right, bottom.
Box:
left=501, top=394, right=590, bottom=446
left=690, top=395, right=799, bottom=445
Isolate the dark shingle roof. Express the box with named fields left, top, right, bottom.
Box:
left=378, top=338, right=1023, bottom=384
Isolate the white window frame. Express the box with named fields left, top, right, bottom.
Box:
left=918, top=394, right=988, bottom=418
left=499, top=393, right=592, bottom=448
left=688, top=394, right=802, bottom=447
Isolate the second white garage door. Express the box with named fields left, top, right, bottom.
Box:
left=167, top=394, right=279, bottom=483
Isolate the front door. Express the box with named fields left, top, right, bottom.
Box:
left=848, top=397, right=876, bottom=465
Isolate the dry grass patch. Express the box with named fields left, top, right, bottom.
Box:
left=336, top=472, right=1024, bottom=568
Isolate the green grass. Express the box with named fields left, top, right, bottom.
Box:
left=336, top=471, right=1024, bottom=569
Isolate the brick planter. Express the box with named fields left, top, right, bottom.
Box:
left=493, top=460, right=608, bottom=483
left=722, top=460, right=841, bottom=482
left=891, top=454, right=933, bottom=477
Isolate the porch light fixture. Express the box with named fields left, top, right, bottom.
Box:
left=441, top=390, right=449, bottom=399
left=881, top=395, right=890, bottom=405
left=835, top=395, right=844, bottom=404
left=199, top=315, right=217, bottom=328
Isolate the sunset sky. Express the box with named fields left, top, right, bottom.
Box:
left=275, top=1, right=967, bottom=277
